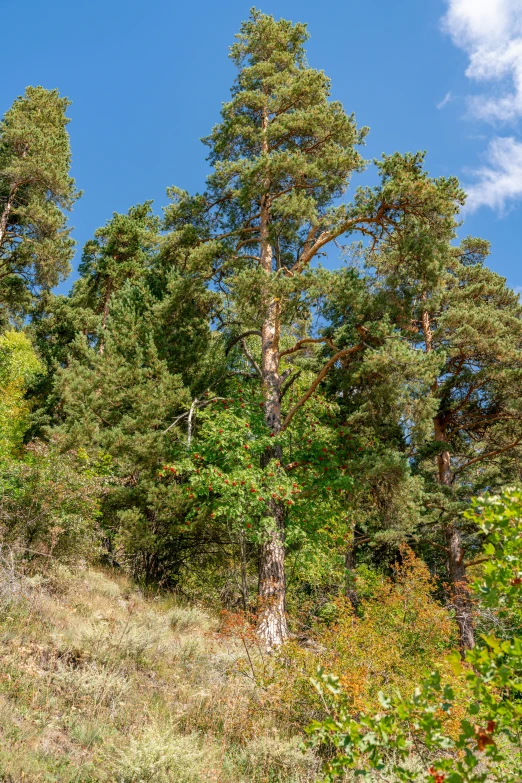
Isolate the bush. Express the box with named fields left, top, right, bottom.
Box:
left=308, top=489, right=522, bottom=782
left=257, top=547, right=457, bottom=733
left=0, top=440, right=102, bottom=567
left=110, top=728, right=218, bottom=783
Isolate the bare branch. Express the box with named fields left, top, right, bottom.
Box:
left=225, top=330, right=262, bottom=356
left=464, top=557, right=490, bottom=569
left=279, top=337, right=335, bottom=359
left=281, top=343, right=363, bottom=431
left=453, top=438, right=522, bottom=475
left=241, top=338, right=263, bottom=379
left=280, top=370, right=301, bottom=399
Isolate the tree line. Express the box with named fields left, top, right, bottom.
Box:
left=1, top=9, right=522, bottom=655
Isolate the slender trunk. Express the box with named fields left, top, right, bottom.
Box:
left=445, top=522, right=475, bottom=653
left=423, top=303, right=475, bottom=654
left=435, top=421, right=475, bottom=654
left=256, top=102, right=288, bottom=649
left=345, top=538, right=359, bottom=615
left=0, top=185, right=16, bottom=249
left=239, top=531, right=248, bottom=612
left=98, top=279, right=113, bottom=355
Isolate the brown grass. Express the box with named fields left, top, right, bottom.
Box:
left=0, top=564, right=319, bottom=783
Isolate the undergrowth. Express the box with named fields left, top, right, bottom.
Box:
left=0, top=562, right=318, bottom=783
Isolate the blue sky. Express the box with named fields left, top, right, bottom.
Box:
left=2, top=0, right=521, bottom=292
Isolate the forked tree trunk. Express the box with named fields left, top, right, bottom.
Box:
left=255, top=103, right=289, bottom=649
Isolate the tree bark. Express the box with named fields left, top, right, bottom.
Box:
left=423, top=304, right=475, bottom=654
left=0, top=185, right=16, bottom=250
left=434, top=416, right=475, bottom=654
left=256, top=102, right=289, bottom=649
left=445, top=522, right=475, bottom=654
left=345, top=539, right=359, bottom=615
left=257, top=494, right=287, bottom=648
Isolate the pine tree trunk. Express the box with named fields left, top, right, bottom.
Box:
left=345, top=540, right=359, bottom=615
left=239, top=530, right=248, bottom=612
left=434, top=419, right=475, bottom=654
left=255, top=103, right=289, bottom=649
left=0, top=186, right=16, bottom=249
left=257, top=493, right=287, bottom=647
left=424, top=305, right=475, bottom=654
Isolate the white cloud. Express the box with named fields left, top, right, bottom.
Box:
left=442, top=0, right=522, bottom=121
left=464, top=136, right=522, bottom=212
left=442, top=1, right=522, bottom=213
left=437, top=91, right=453, bottom=109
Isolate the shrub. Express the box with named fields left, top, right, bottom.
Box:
left=307, top=489, right=522, bottom=782
left=110, top=728, right=218, bottom=783
left=258, top=547, right=457, bottom=733
left=0, top=440, right=102, bottom=567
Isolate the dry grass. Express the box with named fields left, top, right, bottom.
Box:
left=0, top=564, right=319, bottom=782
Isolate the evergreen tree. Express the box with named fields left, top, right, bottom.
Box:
left=0, top=87, right=79, bottom=322
left=76, top=202, right=160, bottom=350
left=56, top=282, right=193, bottom=582
left=370, top=220, right=522, bottom=651
left=163, top=10, right=465, bottom=647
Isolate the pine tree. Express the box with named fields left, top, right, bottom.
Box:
left=163, top=10, right=463, bottom=647
left=76, top=202, right=160, bottom=350
left=0, top=87, right=79, bottom=322
left=56, top=282, right=192, bottom=583
left=371, top=218, right=522, bottom=651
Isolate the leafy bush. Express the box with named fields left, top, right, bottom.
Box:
left=307, top=489, right=522, bottom=782
left=0, top=441, right=101, bottom=566
left=0, top=330, right=42, bottom=456
left=256, top=547, right=457, bottom=733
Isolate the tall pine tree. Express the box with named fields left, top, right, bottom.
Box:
left=163, top=10, right=467, bottom=647
left=0, top=87, right=79, bottom=323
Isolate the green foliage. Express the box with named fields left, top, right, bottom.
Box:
left=0, top=440, right=101, bottom=564
left=56, top=282, right=193, bottom=582
left=0, top=330, right=42, bottom=455
left=307, top=488, right=522, bottom=782
left=0, top=86, right=79, bottom=321
left=76, top=201, right=160, bottom=341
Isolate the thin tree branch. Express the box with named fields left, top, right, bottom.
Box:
left=280, top=370, right=302, bottom=399
left=279, top=337, right=335, bottom=359
left=453, top=438, right=522, bottom=475
left=464, top=557, right=490, bottom=569
left=241, top=338, right=263, bottom=379
left=225, top=330, right=262, bottom=356
left=281, top=343, right=363, bottom=431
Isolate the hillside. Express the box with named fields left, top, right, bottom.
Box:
left=0, top=562, right=318, bottom=783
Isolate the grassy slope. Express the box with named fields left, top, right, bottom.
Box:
left=0, top=566, right=318, bottom=783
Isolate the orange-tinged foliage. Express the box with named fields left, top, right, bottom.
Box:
left=253, top=548, right=464, bottom=731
